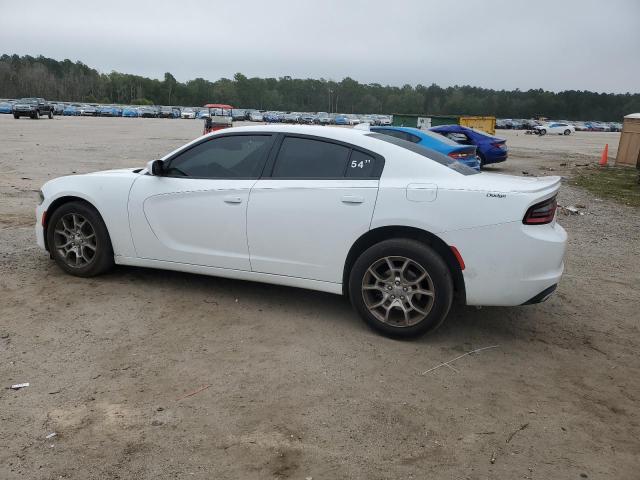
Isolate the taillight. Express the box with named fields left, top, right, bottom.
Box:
left=491, top=142, right=505, bottom=148
left=448, top=151, right=472, bottom=159
left=523, top=196, right=557, bottom=225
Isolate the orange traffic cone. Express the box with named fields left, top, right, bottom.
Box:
left=599, top=144, right=609, bottom=166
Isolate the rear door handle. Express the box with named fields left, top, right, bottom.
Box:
left=223, top=195, right=243, bottom=204
left=341, top=195, right=365, bottom=204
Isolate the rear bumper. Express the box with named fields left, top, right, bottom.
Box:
left=484, top=152, right=508, bottom=164
left=441, top=220, right=567, bottom=306
left=521, top=284, right=557, bottom=305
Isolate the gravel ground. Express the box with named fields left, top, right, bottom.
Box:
left=1, top=116, right=638, bottom=480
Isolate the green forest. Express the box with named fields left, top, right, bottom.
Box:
left=1, top=54, right=638, bottom=121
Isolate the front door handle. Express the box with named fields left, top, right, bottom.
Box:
left=341, top=195, right=365, bottom=204
left=223, top=195, right=243, bottom=204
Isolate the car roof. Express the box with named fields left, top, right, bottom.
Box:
left=210, top=124, right=369, bottom=141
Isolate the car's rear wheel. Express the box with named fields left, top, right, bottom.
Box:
left=477, top=152, right=485, bottom=168
left=47, top=201, right=114, bottom=277
left=563, top=129, right=571, bottom=135
left=538, top=129, right=546, bottom=136
left=349, top=239, right=453, bottom=338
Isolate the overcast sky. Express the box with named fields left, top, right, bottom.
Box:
left=1, top=0, right=638, bottom=93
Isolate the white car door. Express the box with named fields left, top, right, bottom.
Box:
left=247, top=134, right=382, bottom=283
left=548, top=123, right=561, bottom=134
left=128, top=134, right=274, bottom=270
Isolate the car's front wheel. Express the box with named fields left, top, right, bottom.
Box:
left=349, top=239, right=453, bottom=338
left=48, top=110, right=53, bottom=119
left=538, top=129, right=546, bottom=136
left=563, top=129, right=571, bottom=135
left=46, top=201, right=114, bottom=277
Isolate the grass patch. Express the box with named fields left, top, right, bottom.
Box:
left=570, top=166, right=640, bottom=207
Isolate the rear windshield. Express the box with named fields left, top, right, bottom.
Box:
left=366, top=133, right=479, bottom=175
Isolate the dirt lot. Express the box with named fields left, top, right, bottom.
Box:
left=1, top=116, right=639, bottom=479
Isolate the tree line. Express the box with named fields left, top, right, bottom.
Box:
left=1, top=54, right=638, bottom=121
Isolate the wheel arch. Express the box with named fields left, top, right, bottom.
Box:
left=342, top=226, right=466, bottom=303
left=43, top=195, right=111, bottom=252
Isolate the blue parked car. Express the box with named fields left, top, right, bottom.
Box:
left=0, top=102, right=13, bottom=114
left=370, top=126, right=481, bottom=171
left=98, top=105, right=123, bottom=117
left=334, top=115, right=350, bottom=125
left=196, top=109, right=210, bottom=119
left=429, top=125, right=508, bottom=167
left=63, top=105, right=79, bottom=116
left=122, top=107, right=139, bottom=117
left=263, top=112, right=281, bottom=123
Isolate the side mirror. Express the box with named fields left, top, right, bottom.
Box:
left=146, top=159, right=165, bottom=176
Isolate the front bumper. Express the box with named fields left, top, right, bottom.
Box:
left=35, top=203, right=46, bottom=250
left=441, top=220, right=567, bottom=306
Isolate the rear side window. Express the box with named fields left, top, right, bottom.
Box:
left=272, top=137, right=351, bottom=178
left=346, top=150, right=377, bottom=178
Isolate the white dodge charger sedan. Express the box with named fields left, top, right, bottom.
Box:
left=35, top=125, right=566, bottom=338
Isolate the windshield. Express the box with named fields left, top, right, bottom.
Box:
left=366, top=133, right=479, bottom=176
left=19, top=98, right=38, bottom=104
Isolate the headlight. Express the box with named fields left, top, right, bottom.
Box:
left=37, top=190, right=44, bottom=205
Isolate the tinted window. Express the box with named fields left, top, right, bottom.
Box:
left=445, top=132, right=472, bottom=145
left=273, top=137, right=350, bottom=178
left=371, top=128, right=412, bottom=142
left=346, top=150, right=378, bottom=178
left=166, top=135, right=271, bottom=178
left=366, top=133, right=479, bottom=176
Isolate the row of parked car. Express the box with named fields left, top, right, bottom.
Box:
left=0, top=98, right=393, bottom=125
left=497, top=118, right=622, bottom=132
left=0, top=98, right=509, bottom=172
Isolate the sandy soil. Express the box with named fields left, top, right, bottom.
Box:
left=1, top=116, right=638, bottom=479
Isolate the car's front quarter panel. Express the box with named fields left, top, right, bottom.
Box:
left=37, top=170, right=139, bottom=258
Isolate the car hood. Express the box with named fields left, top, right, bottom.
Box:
left=85, top=168, right=141, bottom=176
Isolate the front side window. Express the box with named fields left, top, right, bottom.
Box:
left=166, top=135, right=272, bottom=179
left=272, top=137, right=351, bottom=178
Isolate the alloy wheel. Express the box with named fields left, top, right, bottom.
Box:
left=53, top=213, right=98, bottom=268
left=361, top=256, right=435, bottom=327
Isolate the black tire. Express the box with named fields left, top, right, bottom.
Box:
left=34, top=110, right=40, bottom=120
left=538, top=129, right=546, bottom=136
left=348, top=239, right=454, bottom=338
left=48, top=110, right=53, bottom=119
left=13, top=113, right=19, bottom=119
left=563, top=129, right=570, bottom=135
left=477, top=152, right=485, bottom=169
left=46, top=201, right=114, bottom=277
